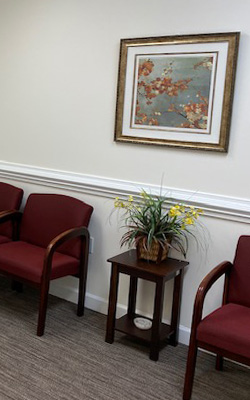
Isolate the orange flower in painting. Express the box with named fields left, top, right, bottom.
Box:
left=145, top=85, right=152, bottom=94
left=148, top=118, right=159, bottom=126
left=147, top=93, right=156, bottom=99
left=184, top=103, right=207, bottom=115
left=138, top=60, right=154, bottom=77
left=168, top=97, right=208, bottom=130
left=168, top=104, right=175, bottom=112
left=179, top=122, right=194, bottom=128
left=194, top=57, right=213, bottom=71
left=135, top=112, right=148, bottom=124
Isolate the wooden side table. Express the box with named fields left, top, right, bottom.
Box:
left=105, top=250, right=188, bottom=361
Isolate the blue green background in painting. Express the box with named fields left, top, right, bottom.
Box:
left=134, top=55, right=213, bottom=130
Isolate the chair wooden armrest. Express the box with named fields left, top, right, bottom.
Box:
left=192, top=261, right=233, bottom=331
left=43, top=226, right=90, bottom=277
left=0, top=210, right=22, bottom=240
left=0, top=210, right=22, bottom=224
left=47, top=226, right=89, bottom=255
left=183, top=261, right=233, bottom=400
left=37, top=226, right=90, bottom=336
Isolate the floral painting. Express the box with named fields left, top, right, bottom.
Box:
left=115, top=33, right=240, bottom=151
left=132, top=54, right=216, bottom=133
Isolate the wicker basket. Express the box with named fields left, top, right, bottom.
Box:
left=136, top=239, right=170, bottom=264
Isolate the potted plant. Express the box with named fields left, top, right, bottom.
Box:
left=113, top=190, right=203, bottom=263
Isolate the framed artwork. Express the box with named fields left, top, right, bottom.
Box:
left=114, top=32, right=240, bottom=152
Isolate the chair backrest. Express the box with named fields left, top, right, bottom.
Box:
left=0, top=182, right=23, bottom=238
left=228, top=235, right=250, bottom=308
left=20, top=193, right=93, bottom=259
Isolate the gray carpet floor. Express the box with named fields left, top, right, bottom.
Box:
left=0, top=278, right=249, bottom=400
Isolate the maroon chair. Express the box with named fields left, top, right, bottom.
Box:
left=0, top=182, right=23, bottom=244
left=0, top=193, right=93, bottom=336
left=183, top=235, right=250, bottom=400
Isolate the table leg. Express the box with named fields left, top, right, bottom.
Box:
left=127, top=276, right=138, bottom=317
left=169, top=269, right=183, bottom=346
left=150, top=279, right=164, bottom=361
left=105, top=263, right=119, bottom=344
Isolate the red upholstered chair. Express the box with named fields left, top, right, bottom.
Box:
left=0, top=193, right=93, bottom=336
left=0, top=182, right=23, bottom=244
left=183, top=235, right=250, bottom=400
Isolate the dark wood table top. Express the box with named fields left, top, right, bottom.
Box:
left=107, top=249, right=189, bottom=278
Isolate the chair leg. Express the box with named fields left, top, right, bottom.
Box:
left=37, top=281, right=50, bottom=337
left=77, top=268, right=87, bottom=317
left=183, top=342, right=198, bottom=400
left=216, top=355, right=224, bottom=371
left=11, top=280, right=23, bottom=293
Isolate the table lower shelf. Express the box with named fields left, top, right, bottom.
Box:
left=115, top=313, right=174, bottom=344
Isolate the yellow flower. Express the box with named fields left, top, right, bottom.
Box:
left=114, top=197, right=120, bottom=208
left=191, top=208, right=203, bottom=219
left=169, top=206, right=181, bottom=217
left=128, top=195, right=134, bottom=202
left=187, top=206, right=203, bottom=217
left=184, top=217, right=194, bottom=225
left=140, top=191, right=147, bottom=198
left=114, top=197, right=125, bottom=208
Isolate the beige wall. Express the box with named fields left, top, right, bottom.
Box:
left=0, top=0, right=249, bottom=343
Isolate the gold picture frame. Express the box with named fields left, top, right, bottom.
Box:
left=114, top=32, right=240, bottom=152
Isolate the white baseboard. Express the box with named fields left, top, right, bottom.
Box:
left=49, top=281, right=191, bottom=346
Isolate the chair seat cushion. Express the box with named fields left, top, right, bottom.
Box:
left=0, top=241, right=79, bottom=284
left=0, top=235, right=11, bottom=245
left=197, top=303, right=250, bottom=359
